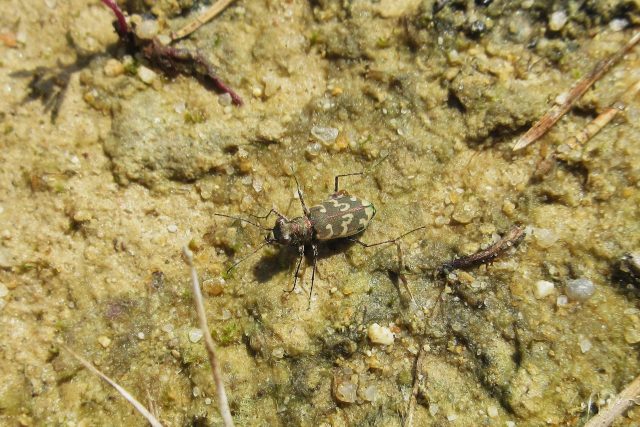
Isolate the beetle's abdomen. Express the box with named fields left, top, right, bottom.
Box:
left=308, top=195, right=376, bottom=240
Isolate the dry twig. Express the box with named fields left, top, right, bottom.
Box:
left=183, top=247, right=234, bottom=427
left=171, top=0, right=237, bottom=41
left=513, top=30, right=640, bottom=151
left=61, top=345, right=164, bottom=427
left=585, top=373, right=640, bottom=427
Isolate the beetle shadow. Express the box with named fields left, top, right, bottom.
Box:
left=251, top=246, right=296, bottom=283
left=250, top=239, right=360, bottom=285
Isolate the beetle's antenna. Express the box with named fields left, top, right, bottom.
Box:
left=226, top=241, right=269, bottom=275
left=214, top=213, right=273, bottom=231
left=247, top=208, right=286, bottom=221
left=367, top=153, right=390, bottom=172
left=333, top=154, right=391, bottom=192
left=291, top=175, right=310, bottom=216
left=334, top=172, right=364, bottom=193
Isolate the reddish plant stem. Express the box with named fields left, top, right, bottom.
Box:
left=100, top=0, right=130, bottom=36
left=144, top=40, right=243, bottom=105
left=99, top=2, right=243, bottom=105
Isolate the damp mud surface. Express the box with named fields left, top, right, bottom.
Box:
left=1, top=0, right=640, bottom=426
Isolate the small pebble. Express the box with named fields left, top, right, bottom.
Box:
left=252, top=178, right=264, bottom=193
left=624, top=327, right=640, bottom=344
left=192, top=386, right=200, bottom=397
left=549, top=10, right=568, bottom=31
left=137, top=332, right=145, bottom=340
left=334, top=378, right=357, bottom=403
left=205, top=397, right=212, bottom=405
left=363, top=385, right=377, bottom=401
left=135, top=19, right=159, bottom=40
left=262, top=74, right=280, bottom=97
left=218, top=93, right=232, bottom=106
left=156, top=34, right=171, bottom=46
left=305, top=142, right=322, bottom=158
left=609, top=18, right=628, bottom=32
left=533, top=228, right=558, bottom=248
left=0, top=282, right=8, bottom=298
left=506, top=422, right=516, bottom=427
left=272, top=347, right=285, bottom=359
left=556, top=295, right=569, bottom=307
left=137, top=66, right=157, bottom=85
left=174, top=102, right=186, bottom=114
left=203, top=279, right=225, bottom=297
left=429, top=403, right=440, bottom=416
left=104, top=59, right=125, bottom=77
left=447, top=413, right=458, bottom=421
left=311, top=126, right=339, bottom=145
left=189, top=328, right=203, bottom=343
left=368, top=323, right=395, bottom=345
left=487, top=405, right=499, bottom=418
left=98, top=336, right=111, bottom=348
left=167, top=224, right=178, bottom=233
left=566, top=277, right=595, bottom=302
left=15, top=31, right=27, bottom=44
left=534, top=280, right=555, bottom=299
left=578, top=336, right=592, bottom=353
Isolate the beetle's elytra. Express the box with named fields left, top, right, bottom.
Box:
left=309, top=193, right=376, bottom=240
left=216, top=173, right=423, bottom=306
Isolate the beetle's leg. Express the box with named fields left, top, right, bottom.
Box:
left=308, top=243, right=318, bottom=308
left=393, top=241, right=415, bottom=303
left=286, top=245, right=306, bottom=293
left=292, top=175, right=310, bottom=216
left=349, top=226, right=426, bottom=248
left=333, top=172, right=364, bottom=193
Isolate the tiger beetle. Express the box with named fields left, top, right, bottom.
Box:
left=215, top=172, right=425, bottom=306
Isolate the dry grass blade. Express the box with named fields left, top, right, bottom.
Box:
left=585, top=373, right=640, bottom=427
left=565, top=103, right=624, bottom=149
left=566, top=79, right=640, bottom=149
left=172, top=0, right=237, bottom=41
left=405, top=343, right=428, bottom=427
left=183, top=247, right=235, bottom=427
left=513, top=30, right=640, bottom=151
left=61, top=345, right=163, bottom=427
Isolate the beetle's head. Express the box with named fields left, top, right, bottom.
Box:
left=266, top=217, right=292, bottom=246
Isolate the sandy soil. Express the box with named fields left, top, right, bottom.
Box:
left=0, top=0, right=639, bottom=426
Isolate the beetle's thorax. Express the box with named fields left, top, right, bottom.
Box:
left=270, top=216, right=313, bottom=246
